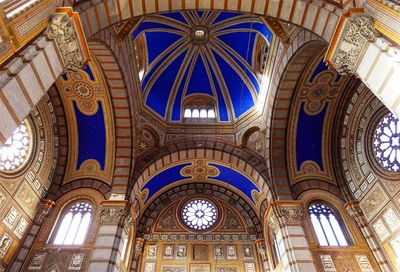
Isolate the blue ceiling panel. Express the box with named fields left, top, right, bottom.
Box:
left=132, top=11, right=273, bottom=122
left=145, top=32, right=182, bottom=65
left=186, top=56, right=214, bottom=96
left=208, top=163, right=260, bottom=204
left=217, top=32, right=256, bottom=66
left=212, top=51, right=255, bottom=118
left=141, top=161, right=260, bottom=205
left=146, top=49, right=187, bottom=118
left=296, top=102, right=327, bottom=171
left=74, top=101, right=106, bottom=170
left=142, top=163, right=191, bottom=203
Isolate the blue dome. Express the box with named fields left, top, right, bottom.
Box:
left=132, top=11, right=272, bottom=122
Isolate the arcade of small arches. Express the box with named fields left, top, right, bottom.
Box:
left=0, top=1, right=399, bottom=272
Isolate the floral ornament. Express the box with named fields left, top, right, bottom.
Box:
left=182, top=199, right=218, bottom=230
left=374, top=113, right=400, bottom=172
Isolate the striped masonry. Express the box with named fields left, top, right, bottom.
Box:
left=0, top=36, right=63, bottom=146
left=76, top=0, right=341, bottom=42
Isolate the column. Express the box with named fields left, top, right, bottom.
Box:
left=129, top=238, right=144, bottom=272
left=88, top=200, right=130, bottom=272
left=325, top=9, right=400, bottom=118
left=256, top=239, right=271, bottom=272
left=0, top=7, right=89, bottom=146
left=345, top=200, right=393, bottom=272
left=10, top=199, right=55, bottom=272
left=267, top=201, right=316, bottom=272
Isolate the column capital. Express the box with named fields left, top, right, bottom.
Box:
left=34, top=199, right=55, bottom=225
left=266, top=201, right=304, bottom=233
left=44, top=7, right=89, bottom=71
left=133, top=238, right=145, bottom=260
left=344, top=200, right=366, bottom=223
left=325, top=8, right=379, bottom=75
left=100, top=200, right=129, bottom=225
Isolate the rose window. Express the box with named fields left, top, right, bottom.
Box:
left=0, top=122, right=31, bottom=171
left=373, top=113, right=400, bottom=172
left=182, top=199, right=218, bottom=230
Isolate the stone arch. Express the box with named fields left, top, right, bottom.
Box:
left=75, top=0, right=342, bottom=41
left=131, top=145, right=273, bottom=216
left=269, top=40, right=326, bottom=200
left=137, top=183, right=263, bottom=238
left=89, top=41, right=136, bottom=195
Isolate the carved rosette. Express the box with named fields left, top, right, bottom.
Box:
left=45, top=12, right=86, bottom=71
left=268, top=204, right=304, bottom=233
left=330, top=14, right=378, bottom=75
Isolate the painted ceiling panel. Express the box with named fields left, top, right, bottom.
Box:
left=296, top=102, right=327, bottom=171
left=74, top=101, right=106, bottom=170
left=132, top=11, right=272, bottom=122
left=141, top=161, right=260, bottom=205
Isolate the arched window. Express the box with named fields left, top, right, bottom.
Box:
left=53, top=201, right=93, bottom=245
left=308, top=202, right=349, bottom=246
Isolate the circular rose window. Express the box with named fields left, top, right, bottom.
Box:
left=0, top=121, right=32, bottom=172
left=181, top=199, right=218, bottom=230
left=373, top=112, right=400, bottom=172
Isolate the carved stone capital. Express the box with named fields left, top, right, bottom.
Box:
left=100, top=204, right=128, bottom=225
left=34, top=199, right=55, bottom=225
left=44, top=9, right=88, bottom=71
left=256, top=240, right=268, bottom=261
left=124, top=213, right=134, bottom=233
left=267, top=202, right=304, bottom=232
left=327, top=11, right=379, bottom=75
left=133, top=238, right=145, bottom=260
left=345, top=200, right=366, bottom=225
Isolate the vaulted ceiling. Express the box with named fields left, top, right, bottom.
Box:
left=132, top=11, right=273, bottom=123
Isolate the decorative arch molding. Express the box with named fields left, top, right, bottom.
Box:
left=291, top=180, right=342, bottom=200
left=269, top=40, right=326, bottom=200
left=132, top=146, right=273, bottom=214
left=89, top=41, right=135, bottom=195
left=52, top=178, right=111, bottom=199
left=137, top=183, right=263, bottom=239
left=75, top=0, right=342, bottom=41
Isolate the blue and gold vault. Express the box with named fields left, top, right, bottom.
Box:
left=132, top=11, right=272, bottom=122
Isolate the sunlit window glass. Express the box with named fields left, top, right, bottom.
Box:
left=373, top=113, right=400, bottom=172
left=207, top=109, right=216, bottom=118
left=184, top=108, right=192, bottom=118
left=308, top=203, right=348, bottom=246
left=182, top=199, right=218, bottom=230
left=200, top=109, right=207, bottom=118
left=0, top=121, right=31, bottom=171
left=54, top=202, right=93, bottom=245
left=192, top=109, right=200, bottom=118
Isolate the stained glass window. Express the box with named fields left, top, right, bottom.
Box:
left=373, top=112, right=400, bottom=172
left=308, top=202, right=348, bottom=246
left=0, top=122, right=31, bottom=171
left=182, top=199, right=218, bottom=230
left=54, top=201, right=93, bottom=245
